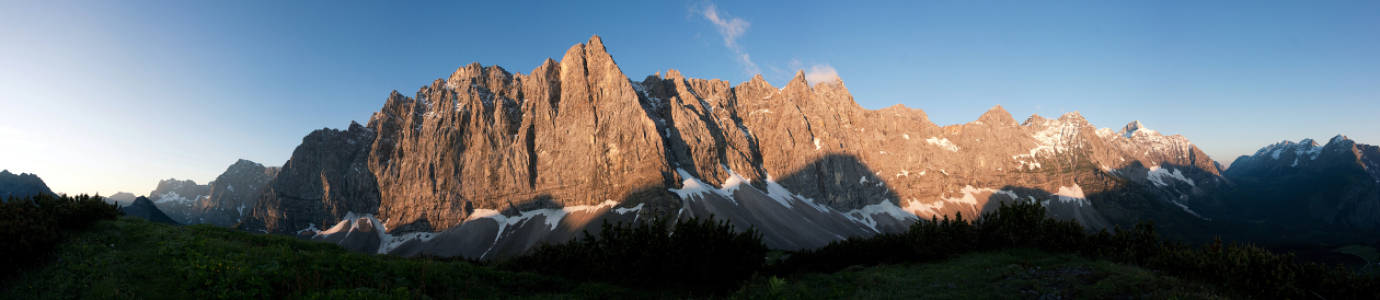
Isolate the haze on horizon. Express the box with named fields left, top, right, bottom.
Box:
left=1, top=1, right=1376, bottom=196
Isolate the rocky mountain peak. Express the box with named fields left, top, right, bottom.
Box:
left=1021, top=114, right=1048, bottom=126
left=976, top=105, right=1018, bottom=126
left=1326, top=134, right=1354, bottom=148
left=666, top=69, right=686, bottom=81
left=783, top=70, right=811, bottom=93
left=748, top=74, right=769, bottom=86
left=1117, top=120, right=1158, bottom=138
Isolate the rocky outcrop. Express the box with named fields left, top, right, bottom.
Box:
left=0, top=170, right=53, bottom=201
left=121, top=196, right=181, bottom=225
left=1224, top=135, right=1380, bottom=229
left=246, top=35, right=1229, bottom=258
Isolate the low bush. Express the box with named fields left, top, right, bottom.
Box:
left=504, top=215, right=768, bottom=294
left=0, top=193, right=122, bottom=271
left=768, top=200, right=1380, bottom=299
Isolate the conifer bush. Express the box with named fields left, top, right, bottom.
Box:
left=0, top=194, right=122, bottom=271
left=766, top=200, right=1380, bottom=299
left=505, top=215, right=767, bottom=294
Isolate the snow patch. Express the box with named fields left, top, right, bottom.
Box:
left=153, top=192, right=197, bottom=205
left=926, top=137, right=960, bottom=152
left=895, top=170, right=911, bottom=178
left=614, top=203, right=644, bottom=215
left=903, top=134, right=911, bottom=140
left=1146, top=166, right=1196, bottom=187
left=814, top=138, right=822, bottom=150
left=1095, top=128, right=1116, bottom=139
left=1053, top=184, right=1090, bottom=207
left=669, top=167, right=753, bottom=205
left=843, top=200, right=918, bottom=231
left=1171, top=200, right=1210, bottom=220
left=294, top=223, right=318, bottom=235
left=903, top=198, right=946, bottom=216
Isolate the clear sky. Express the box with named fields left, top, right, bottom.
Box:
left=1, top=1, right=1377, bottom=196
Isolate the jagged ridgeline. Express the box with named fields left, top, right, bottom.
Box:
left=148, top=159, right=279, bottom=226
left=236, top=35, right=1228, bottom=260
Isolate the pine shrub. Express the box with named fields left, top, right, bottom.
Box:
left=0, top=194, right=122, bottom=271
left=504, top=215, right=767, bottom=294
left=767, top=200, right=1380, bottom=299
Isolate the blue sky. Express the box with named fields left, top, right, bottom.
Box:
left=1, top=1, right=1376, bottom=195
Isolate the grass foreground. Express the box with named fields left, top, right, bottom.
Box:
left=4, top=216, right=1244, bottom=299
left=2, top=217, right=643, bottom=299
left=737, top=248, right=1228, bottom=300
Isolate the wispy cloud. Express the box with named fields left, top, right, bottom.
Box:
left=805, top=64, right=841, bottom=86
left=694, top=3, right=760, bottom=76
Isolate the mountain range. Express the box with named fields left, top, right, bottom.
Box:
left=102, top=36, right=1380, bottom=260
left=198, top=35, right=1295, bottom=259
left=146, top=159, right=280, bottom=226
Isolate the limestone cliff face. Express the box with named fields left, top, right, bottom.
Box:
left=362, top=37, right=673, bottom=233
left=244, top=36, right=1229, bottom=255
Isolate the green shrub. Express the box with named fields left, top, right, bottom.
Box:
left=0, top=193, right=122, bottom=271
left=767, top=200, right=1380, bottom=299
left=505, top=215, right=768, bottom=294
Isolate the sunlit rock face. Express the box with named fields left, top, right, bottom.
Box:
left=240, top=35, right=1230, bottom=259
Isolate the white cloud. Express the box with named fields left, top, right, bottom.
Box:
left=695, top=3, right=760, bottom=76
left=805, top=64, right=841, bottom=86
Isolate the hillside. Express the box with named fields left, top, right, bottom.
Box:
left=3, top=217, right=1233, bottom=299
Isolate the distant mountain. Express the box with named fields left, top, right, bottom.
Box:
left=105, top=192, right=137, bottom=206
left=147, top=178, right=210, bottom=224
left=0, top=169, right=54, bottom=201
left=121, top=196, right=181, bottom=225
left=192, top=159, right=280, bottom=227
left=147, top=159, right=279, bottom=226
left=236, top=36, right=1229, bottom=259
left=1222, top=135, right=1380, bottom=238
